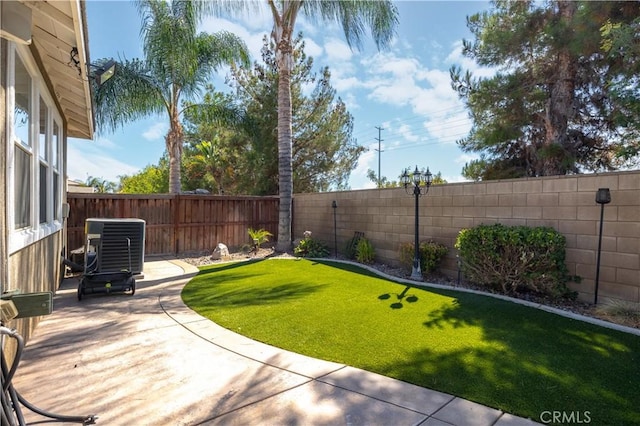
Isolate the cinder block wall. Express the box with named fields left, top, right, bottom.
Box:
left=292, top=171, right=639, bottom=305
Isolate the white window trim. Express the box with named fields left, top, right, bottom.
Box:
left=7, top=42, right=64, bottom=254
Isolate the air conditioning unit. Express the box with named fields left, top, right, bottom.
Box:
left=85, top=218, right=145, bottom=275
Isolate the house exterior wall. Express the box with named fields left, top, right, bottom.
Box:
left=2, top=37, right=67, bottom=364
left=293, top=171, right=640, bottom=305
left=6, top=233, right=63, bottom=340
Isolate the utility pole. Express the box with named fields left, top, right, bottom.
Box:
left=375, top=126, right=384, bottom=188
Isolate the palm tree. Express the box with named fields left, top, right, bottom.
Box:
left=92, top=0, right=250, bottom=194
left=193, top=139, right=226, bottom=194
left=216, top=1, right=399, bottom=251
left=271, top=1, right=398, bottom=251
left=85, top=176, right=117, bottom=193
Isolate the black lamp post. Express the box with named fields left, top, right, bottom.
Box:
left=594, top=188, right=611, bottom=305
left=401, top=166, right=432, bottom=281
left=332, top=200, right=338, bottom=258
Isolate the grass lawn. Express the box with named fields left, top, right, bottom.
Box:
left=181, top=259, right=640, bottom=425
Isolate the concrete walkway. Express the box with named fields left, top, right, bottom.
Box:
left=11, top=258, right=540, bottom=426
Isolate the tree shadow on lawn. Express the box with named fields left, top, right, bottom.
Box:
left=375, top=288, right=640, bottom=425
left=183, top=281, right=327, bottom=310
left=195, top=259, right=267, bottom=276
left=185, top=259, right=328, bottom=309
left=378, top=286, right=420, bottom=310
left=312, top=259, right=397, bottom=281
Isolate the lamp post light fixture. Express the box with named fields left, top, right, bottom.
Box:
left=332, top=200, right=338, bottom=258
left=594, top=188, right=611, bottom=305
left=401, top=165, right=433, bottom=281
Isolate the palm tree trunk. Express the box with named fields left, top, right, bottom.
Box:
left=167, top=117, right=184, bottom=194
left=273, top=14, right=295, bottom=252
left=276, top=57, right=293, bottom=252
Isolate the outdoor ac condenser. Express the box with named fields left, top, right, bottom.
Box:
left=85, top=218, right=146, bottom=275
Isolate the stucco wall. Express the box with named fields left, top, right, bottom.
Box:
left=3, top=233, right=63, bottom=364
left=293, top=171, right=640, bottom=305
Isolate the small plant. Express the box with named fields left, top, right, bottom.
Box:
left=596, top=300, right=640, bottom=328
left=294, top=231, right=329, bottom=258
left=345, top=232, right=364, bottom=260
left=355, top=237, right=375, bottom=264
left=248, top=228, right=273, bottom=253
left=399, top=241, right=448, bottom=275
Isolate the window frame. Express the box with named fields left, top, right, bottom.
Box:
left=7, top=42, right=65, bottom=254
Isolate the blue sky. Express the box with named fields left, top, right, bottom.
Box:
left=70, top=0, right=494, bottom=189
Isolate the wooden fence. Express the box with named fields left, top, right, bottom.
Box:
left=66, top=194, right=279, bottom=255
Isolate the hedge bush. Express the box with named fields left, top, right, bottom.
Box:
left=455, top=224, right=575, bottom=298
left=399, top=241, right=448, bottom=275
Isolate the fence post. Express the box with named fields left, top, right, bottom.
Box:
left=173, top=194, right=180, bottom=255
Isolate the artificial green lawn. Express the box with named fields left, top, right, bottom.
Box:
left=182, top=259, right=640, bottom=425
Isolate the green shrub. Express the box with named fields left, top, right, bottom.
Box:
left=294, top=231, right=329, bottom=258
left=248, top=228, right=273, bottom=251
left=455, top=223, right=574, bottom=298
left=344, top=233, right=363, bottom=260
left=399, top=241, right=448, bottom=275
left=355, top=238, right=375, bottom=264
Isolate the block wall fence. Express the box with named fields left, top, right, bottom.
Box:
left=292, top=171, right=640, bottom=305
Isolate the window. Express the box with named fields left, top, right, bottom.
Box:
left=53, top=121, right=61, bottom=221
left=14, top=145, right=31, bottom=229
left=13, top=53, right=32, bottom=230
left=39, top=96, right=50, bottom=224
left=8, top=43, right=65, bottom=253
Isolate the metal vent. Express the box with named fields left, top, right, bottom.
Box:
left=86, top=219, right=145, bottom=274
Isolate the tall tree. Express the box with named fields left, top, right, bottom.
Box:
left=214, top=0, right=398, bottom=250
left=601, top=16, right=640, bottom=163
left=182, top=36, right=364, bottom=195
left=229, top=35, right=365, bottom=194
left=92, top=0, right=250, bottom=193
left=181, top=88, right=249, bottom=194
left=268, top=0, right=398, bottom=251
left=451, top=0, right=640, bottom=180
left=86, top=176, right=118, bottom=193
left=118, top=157, right=169, bottom=194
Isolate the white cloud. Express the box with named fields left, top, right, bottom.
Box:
left=351, top=143, right=376, bottom=180
left=422, top=110, right=471, bottom=144
left=92, top=136, right=118, bottom=149
left=446, top=40, right=496, bottom=79
left=332, top=75, right=363, bottom=93
left=455, top=153, right=480, bottom=165
left=398, top=123, right=419, bottom=142
left=222, top=3, right=271, bottom=32
left=142, top=122, right=167, bottom=141
left=303, top=38, right=323, bottom=58
left=67, top=139, right=140, bottom=182
left=324, top=37, right=353, bottom=62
